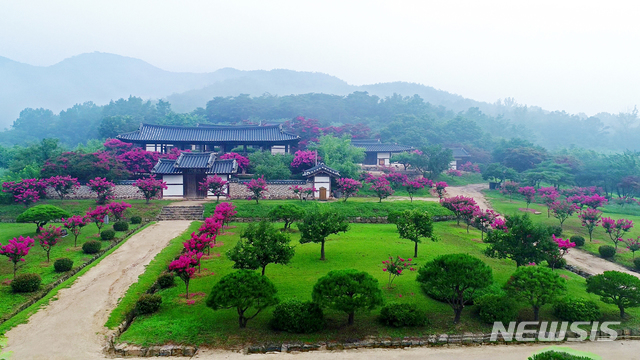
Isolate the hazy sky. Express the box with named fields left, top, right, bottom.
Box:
left=1, top=0, right=639, bottom=115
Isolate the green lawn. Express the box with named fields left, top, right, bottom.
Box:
left=205, top=199, right=452, bottom=219
left=112, top=221, right=638, bottom=348
left=438, top=172, right=484, bottom=187
left=484, top=190, right=640, bottom=269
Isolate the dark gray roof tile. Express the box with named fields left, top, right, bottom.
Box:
left=302, top=163, right=340, bottom=177
left=117, top=124, right=299, bottom=143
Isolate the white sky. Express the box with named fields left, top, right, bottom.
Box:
left=1, top=0, right=639, bottom=115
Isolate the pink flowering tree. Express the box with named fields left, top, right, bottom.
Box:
left=103, top=138, right=133, bottom=155
left=625, top=238, right=640, bottom=258
left=290, top=150, right=319, bottom=172
left=578, top=208, right=603, bottom=242
left=459, top=162, right=481, bottom=173
left=581, top=194, right=608, bottom=209
left=199, top=215, right=223, bottom=250
left=548, top=234, right=576, bottom=270
left=37, top=225, right=63, bottom=263
left=473, top=209, right=499, bottom=241
left=2, top=179, right=48, bottom=207
left=62, top=215, right=89, bottom=247
left=538, top=187, right=560, bottom=217
left=518, top=186, right=536, bottom=208
left=88, top=177, right=115, bottom=204
left=550, top=200, right=578, bottom=228
left=116, top=148, right=161, bottom=174
left=214, top=202, right=237, bottom=228
left=86, top=206, right=110, bottom=234
left=289, top=185, right=315, bottom=201
left=370, top=177, right=394, bottom=202
left=107, top=201, right=132, bottom=221
left=386, top=172, right=408, bottom=188
left=440, top=196, right=478, bottom=226
left=46, top=176, right=80, bottom=200
left=432, top=181, right=448, bottom=199
left=168, top=251, right=201, bottom=299
left=245, top=176, right=268, bottom=204
left=381, top=256, right=416, bottom=288
left=134, top=176, right=167, bottom=204
left=601, top=217, right=633, bottom=250
left=402, top=180, right=425, bottom=202
left=184, top=232, right=209, bottom=272
left=336, top=178, right=362, bottom=202
left=501, top=181, right=519, bottom=202
left=199, top=175, right=228, bottom=203
left=491, top=217, right=508, bottom=232
left=0, top=236, right=35, bottom=277
left=220, top=153, right=250, bottom=173
left=446, top=169, right=462, bottom=177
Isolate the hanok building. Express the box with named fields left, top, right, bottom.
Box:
left=117, top=123, right=300, bottom=155
left=151, top=152, right=238, bottom=199
left=450, top=147, right=471, bottom=169
left=352, top=139, right=414, bottom=166
left=302, top=163, right=340, bottom=201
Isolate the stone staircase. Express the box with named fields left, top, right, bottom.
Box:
left=157, top=205, right=204, bottom=221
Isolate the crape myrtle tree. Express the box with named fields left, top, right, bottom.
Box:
left=538, top=187, right=560, bottom=218
left=0, top=236, right=35, bottom=277
left=586, top=271, right=640, bottom=318
left=206, top=270, right=279, bottom=328
left=312, top=269, right=384, bottom=325
left=370, top=176, right=394, bottom=202
left=107, top=201, right=131, bottom=221
left=214, top=202, right=237, bottom=228
left=16, top=205, right=70, bottom=233
left=505, top=265, right=567, bottom=321
left=298, top=207, right=349, bottom=261
left=578, top=208, right=602, bottom=242
left=416, top=254, right=492, bottom=323
left=2, top=178, right=48, bottom=207
left=336, top=178, right=362, bottom=202
left=484, top=214, right=557, bottom=267
left=267, top=204, right=304, bottom=231
left=169, top=251, right=201, bottom=299
left=388, top=209, right=436, bottom=257
left=550, top=200, right=578, bottom=228
left=472, top=208, right=499, bottom=241
left=88, top=177, right=116, bottom=204
left=518, top=186, right=536, bottom=208
left=382, top=256, right=416, bottom=288
left=289, top=185, right=315, bottom=201
left=290, top=150, right=319, bottom=172
left=46, top=175, right=80, bottom=200
left=198, top=215, right=223, bottom=249
left=134, top=176, right=167, bottom=204
left=601, top=217, right=634, bottom=250
left=220, top=152, right=250, bottom=173
left=625, top=238, right=640, bottom=258
left=546, top=235, right=576, bottom=271
left=86, top=206, right=110, bottom=234
left=37, top=225, right=63, bottom=263
left=501, top=181, right=519, bottom=202
left=432, top=181, right=448, bottom=199
left=440, top=196, right=478, bottom=226
left=245, top=176, right=268, bottom=204
left=199, top=175, right=228, bottom=203
left=62, top=215, right=88, bottom=247
left=227, top=221, right=295, bottom=276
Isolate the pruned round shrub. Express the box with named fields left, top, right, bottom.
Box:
left=529, top=350, right=595, bottom=360
left=53, top=258, right=73, bottom=273
left=82, top=240, right=102, bottom=254
left=113, top=221, right=129, bottom=232
left=100, top=229, right=116, bottom=241
left=135, top=294, right=162, bottom=315
left=548, top=258, right=567, bottom=269
left=599, top=245, right=615, bottom=258
left=553, top=297, right=601, bottom=322
left=378, top=303, right=427, bottom=327
left=475, top=293, right=519, bottom=324
left=570, top=235, right=585, bottom=247
left=270, top=300, right=324, bottom=333
left=634, top=257, right=640, bottom=270
left=130, top=215, right=142, bottom=224
left=157, top=273, right=175, bottom=289
left=11, top=273, right=41, bottom=293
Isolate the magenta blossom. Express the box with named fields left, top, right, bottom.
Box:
left=0, top=236, right=35, bottom=277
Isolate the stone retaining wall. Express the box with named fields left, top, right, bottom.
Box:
left=229, top=180, right=314, bottom=200
left=232, top=215, right=455, bottom=223
left=45, top=185, right=145, bottom=200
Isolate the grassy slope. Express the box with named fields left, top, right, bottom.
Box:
left=484, top=190, right=640, bottom=269
left=115, top=221, right=637, bottom=347
left=0, top=199, right=170, bottom=221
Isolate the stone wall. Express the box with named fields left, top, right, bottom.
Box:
left=229, top=180, right=314, bottom=200
left=45, top=184, right=145, bottom=200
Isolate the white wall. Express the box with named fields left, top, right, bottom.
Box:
left=163, top=174, right=183, bottom=197
left=271, top=145, right=286, bottom=154
left=377, top=152, right=391, bottom=166
left=313, top=175, right=331, bottom=198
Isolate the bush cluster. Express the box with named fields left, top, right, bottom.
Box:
left=101, top=229, right=116, bottom=241
left=135, top=294, right=162, bottom=315
left=553, top=297, right=601, bottom=322
left=130, top=215, right=142, bottom=224
left=378, top=303, right=427, bottom=327
left=569, top=235, right=585, bottom=247
left=11, top=273, right=42, bottom=293
left=270, top=300, right=324, bottom=333
left=53, top=258, right=74, bottom=272
left=529, top=350, right=595, bottom=360
left=156, top=273, right=175, bottom=289
left=113, top=221, right=129, bottom=231
left=475, top=293, right=519, bottom=324
left=82, top=240, right=102, bottom=254
left=598, top=245, right=616, bottom=258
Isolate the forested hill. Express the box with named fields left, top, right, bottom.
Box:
left=0, top=52, right=483, bottom=127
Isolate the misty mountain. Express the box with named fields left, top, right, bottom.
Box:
left=0, top=52, right=488, bottom=128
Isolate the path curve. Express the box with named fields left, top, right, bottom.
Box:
left=1, top=221, right=192, bottom=360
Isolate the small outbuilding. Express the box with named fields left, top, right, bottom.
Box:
left=352, top=139, right=414, bottom=166
left=302, top=163, right=340, bottom=201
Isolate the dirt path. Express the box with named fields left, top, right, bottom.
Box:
left=0, top=221, right=191, bottom=360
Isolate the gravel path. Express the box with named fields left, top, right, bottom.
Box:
left=0, top=221, right=192, bottom=360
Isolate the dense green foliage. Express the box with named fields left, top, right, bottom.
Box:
left=474, top=293, right=518, bottom=324
left=16, top=205, right=70, bottom=232
left=113, top=221, right=129, bottom=232
left=267, top=204, right=304, bottom=230
left=100, top=229, right=116, bottom=241
left=389, top=209, right=435, bottom=257
left=270, top=300, right=325, bottom=333
left=227, top=221, right=295, bottom=276
left=505, top=266, right=567, bottom=321
left=570, top=235, right=585, bottom=247
left=82, top=240, right=102, bottom=254
left=53, top=258, right=74, bottom=273
left=130, top=216, right=142, bottom=224
left=529, top=351, right=595, bottom=360
left=298, top=207, right=350, bottom=261
left=378, top=303, right=427, bottom=327
left=135, top=294, right=163, bottom=315
left=307, top=135, right=364, bottom=179
left=598, top=245, right=616, bottom=258
left=10, top=273, right=42, bottom=293
left=586, top=271, right=640, bottom=318
left=248, top=151, right=293, bottom=180
left=156, top=273, right=175, bottom=289
left=552, top=297, right=601, bottom=322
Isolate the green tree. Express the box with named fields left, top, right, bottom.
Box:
left=312, top=269, right=384, bottom=325
left=298, top=207, right=349, bottom=260
left=16, top=205, right=70, bottom=233
left=421, top=145, right=454, bottom=179
left=206, top=270, right=279, bottom=328
left=481, top=163, right=519, bottom=186
left=523, top=161, right=574, bottom=188
left=484, top=214, right=557, bottom=267
left=267, top=204, right=305, bottom=230
left=308, top=135, right=365, bottom=179
left=247, top=151, right=293, bottom=180
left=586, top=271, right=640, bottom=318
left=416, top=254, right=492, bottom=323
left=388, top=209, right=436, bottom=257
left=505, top=265, right=566, bottom=321
left=98, top=115, right=139, bottom=139
left=226, top=221, right=295, bottom=276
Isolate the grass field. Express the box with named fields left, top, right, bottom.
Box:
left=484, top=190, right=640, bottom=269
left=112, top=220, right=639, bottom=348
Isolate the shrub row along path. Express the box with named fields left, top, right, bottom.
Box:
left=0, top=220, right=192, bottom=360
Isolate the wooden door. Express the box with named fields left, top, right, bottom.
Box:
left=195, top=174, right=207, bottom=198
left=319, top=187, right=327, bottom=201
left=183, top=174, right=197, bottom=198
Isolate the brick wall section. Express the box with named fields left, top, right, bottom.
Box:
left=229, top=181, right=315, bottom=200
left=45, top=185, right=146, bottom=200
